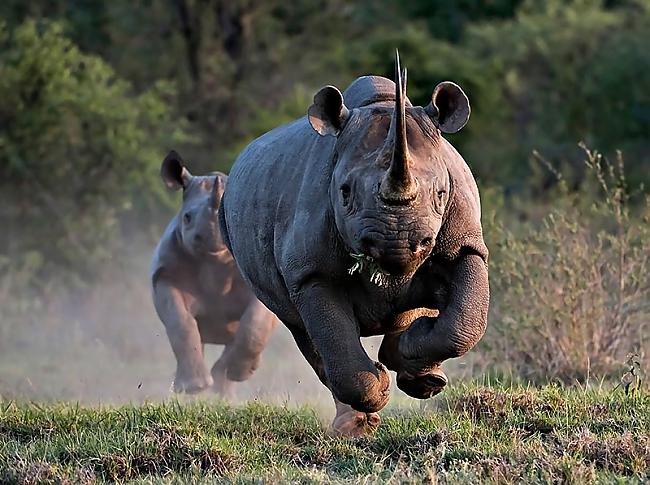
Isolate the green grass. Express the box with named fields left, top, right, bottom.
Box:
left=1, top=383, right=648, bottom=484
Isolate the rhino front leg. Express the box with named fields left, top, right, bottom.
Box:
left=153, top=281, right=213, bottom=394
left=293, top=283, right=391, bottom=415
left=287, top=324, right=382, bottom=437
left=398, top=253, right=489, bottom=398
left=379, top=328, right=447, bottom=400
left=210, top=299, right=277, bottom=400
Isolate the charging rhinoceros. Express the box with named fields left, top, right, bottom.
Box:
left=219, top=53, right=488, bottom=435
left=151, top=151, right=277, bottom=398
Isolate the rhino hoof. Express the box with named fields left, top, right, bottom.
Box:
left=330, top=410, right=381, bottom=438
left=397, top=367, right=448, bottom=400
left=371, top=361, right=392, bottom=410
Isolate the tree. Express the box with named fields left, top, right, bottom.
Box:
left=0, top=20, right=188, bottom=282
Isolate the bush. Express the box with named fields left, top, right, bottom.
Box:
left=0, top=20, right=188, bottom=284
left=486, top=145, right=650, bottom=383
left=359, top=0, right=650, bottom=189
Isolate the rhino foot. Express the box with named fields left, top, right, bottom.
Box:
left=397, top=366, right=448, bottom=400
left=330, top=409, right=381, bottom=437
left=173, top=370, right=214, bottom=394
left=211, top=375, right=235, bottom=401
left=225, top=353, right=261, bottom=382
left=210, top=360, right=235, bottom=400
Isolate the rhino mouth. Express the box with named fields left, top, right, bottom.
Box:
left=191, top=239, right=230, bottom=257
left=348, top=253, right=391, bottom=287
left=205, top=247, right=231, bottom=258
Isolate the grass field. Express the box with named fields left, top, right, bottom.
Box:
left=1, top=383, right=648, bottom=484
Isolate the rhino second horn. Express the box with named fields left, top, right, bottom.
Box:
left=210, top=175, right=221, bottom=208
left=379, top=52, right=417, bottom=204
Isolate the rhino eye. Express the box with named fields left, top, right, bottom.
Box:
left=183, top=212, right=191, bottom=224
left=436, top=189, right=446, bottom=201
left=340, top=184, right=351, bottom=205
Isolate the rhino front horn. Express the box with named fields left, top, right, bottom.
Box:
left=379, top=50, right=417, bottom=205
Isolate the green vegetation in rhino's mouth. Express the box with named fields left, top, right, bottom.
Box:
left=348, top=253, right=391, bottom=287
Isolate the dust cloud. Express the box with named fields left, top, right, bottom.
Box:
left=0, top=246, right=476, bottom=410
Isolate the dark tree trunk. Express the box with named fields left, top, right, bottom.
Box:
left=173, top=0, right=203, bottom=85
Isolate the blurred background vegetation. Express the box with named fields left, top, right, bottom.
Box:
left=0, top=0, right=648, bottom=401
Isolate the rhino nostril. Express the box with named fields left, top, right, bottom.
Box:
left=360, top=236, right=375, bottom=250
left=413, top=237, right=433, bottom=253
left=360, top=236, right=382, bottom=259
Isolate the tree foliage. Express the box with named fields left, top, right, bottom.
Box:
left=352, top=0, right=650, bottom=189
left=0, top=20, right=187, bottom=282
left=0, top=0, right=648, bottom=383
left=2, top=0, right=647, bottom=184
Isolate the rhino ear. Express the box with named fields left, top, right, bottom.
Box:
left=308, top=86, right=350, bottom=136
left=426, top=81, right=470, bottom=134
left=161, top=150, right=192, bottom=191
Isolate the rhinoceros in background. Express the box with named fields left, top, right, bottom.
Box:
left=220, top=53, right=489, bottom=435
left=151, top=151, right=277, bottom=398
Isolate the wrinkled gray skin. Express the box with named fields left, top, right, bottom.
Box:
left=220, top=56, right=489, bottom=435
left=151, top=151, right=277, bottom=398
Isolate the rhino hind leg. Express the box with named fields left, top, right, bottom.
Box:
left=210, top=348, right=236, bottom=400
left=215, top=300, right=277, bottom=383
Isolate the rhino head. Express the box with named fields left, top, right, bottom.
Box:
left=161, top=150, right=228, bottom=257
left=308, top=53, right=470, bottom=279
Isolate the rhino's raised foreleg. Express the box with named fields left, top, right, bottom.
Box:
left=153, top=281, right=213, bottom=393
left=379, top=321, right=447, bottom=399
left=220, top=299, right=277, bottom=383
left=293, top=283, right=391, bottom=414
left=398, top=253, right=489, bottom=398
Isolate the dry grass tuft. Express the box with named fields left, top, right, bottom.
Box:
left=565, top=429, right=650, bottom=475
left=451, top=388, right=540, bottom=421
left=95, top=427, right=238, bottom=481
left=486, top=147, right=650, bottom=383
left=1, top=460, right=97, bottom=485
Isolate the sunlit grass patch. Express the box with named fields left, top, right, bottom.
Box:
left=1, top=383, right=648, bottom=483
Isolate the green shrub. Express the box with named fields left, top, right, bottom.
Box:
left=486, top=146, right=650, bottom=383
left=0, top=20, right=187, bottom=284
left=360, top=0, right=650, bottom=189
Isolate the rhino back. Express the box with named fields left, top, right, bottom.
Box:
left=222, top=117, right=344, bottom=324
left=343, top=75, right=410, bottom=109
